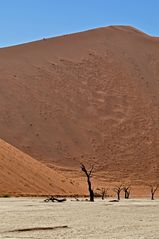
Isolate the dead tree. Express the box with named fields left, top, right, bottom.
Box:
left=97, top=187, right=109, bottom=200
left=150, top=185, right=158, bottom=200
left=80, top=163, right=94, bottom=202
left=100, top=188, right=107, bottom=200
left=114, top=184, right=123, bottom=200
left=123, top=186, right=131, bottom=199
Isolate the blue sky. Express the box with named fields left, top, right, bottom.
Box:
left=0, top=0, right=159, bottom=47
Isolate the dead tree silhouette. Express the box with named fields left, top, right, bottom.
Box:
left=114, top=184, right=123, bottom=200
left=80, top=163, right=94, bottom=202
left=150, top=185, right=158, bottom=200
left=123, top=185, right=131, bottom=199
left=97, top=187, right=109, bottom=200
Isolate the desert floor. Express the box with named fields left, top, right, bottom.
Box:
left=0, top=197, right=159, bottom=239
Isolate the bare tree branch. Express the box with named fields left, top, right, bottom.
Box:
left=96, top=187, right=109, bottom=200
left=123, top=185, right=131, bottom=199
left=80, top=163, right=95, bottom=202
left=88, top=165, right=94, bottom=176
left=113, top=184, right=123, bottom=200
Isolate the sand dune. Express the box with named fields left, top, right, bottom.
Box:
left=1, top=26, right=159, bottom=193
left=0, top=138, right=82, bottom=196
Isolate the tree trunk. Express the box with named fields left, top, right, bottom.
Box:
left=80, top=163, right=94, bottom=202
left=88, top=178, right=94, bottom=202
left=117, top=192, right=120, bottom=200
left=125, top=191, right=130, bottom=199
left=90, top=189, right=94, bottom=202
left=151, top=193, right=154, bottom=200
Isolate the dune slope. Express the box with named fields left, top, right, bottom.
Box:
left=0, top=138, right=81, bottom=196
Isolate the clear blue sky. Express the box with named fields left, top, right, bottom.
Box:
left=0, top=0, right=159, bottom=47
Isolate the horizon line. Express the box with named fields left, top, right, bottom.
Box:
left=0, top=24, right=158, bottom=49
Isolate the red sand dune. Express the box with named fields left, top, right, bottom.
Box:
left=1, top=26, right=159, bottom=195
left=0, top=138, right=82, bottom=196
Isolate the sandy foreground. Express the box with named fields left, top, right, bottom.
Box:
left=0, top=198, right=159, bottom=239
